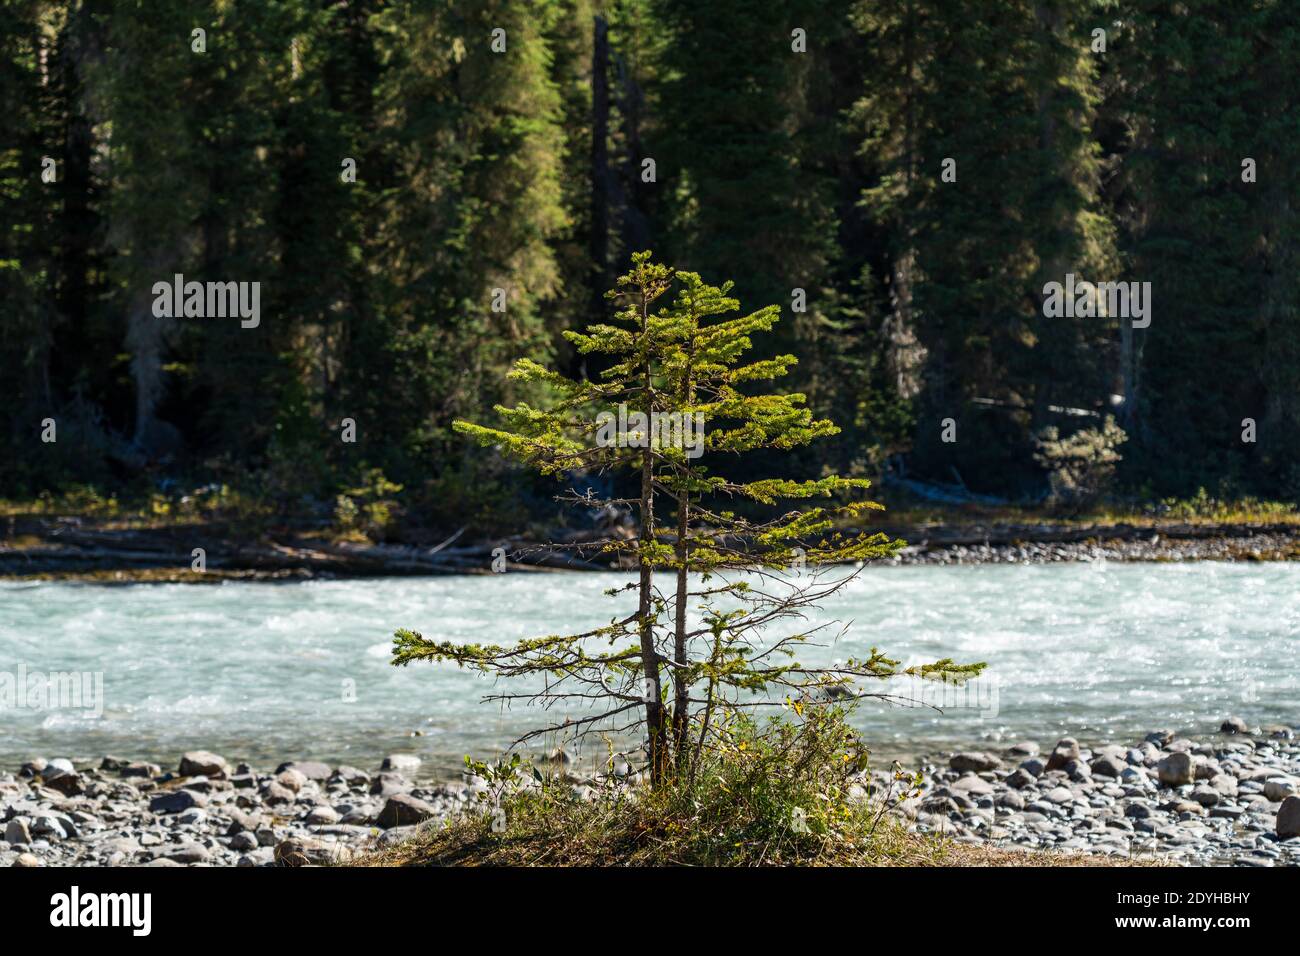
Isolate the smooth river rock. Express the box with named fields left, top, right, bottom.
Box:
left=179, top=751, right=229, bottom=779
left=377, top=793, right=438, bottom=829
left=1278, top=796, right=1300, bottom=839
left=1157, top=751, right=1194, bottom=787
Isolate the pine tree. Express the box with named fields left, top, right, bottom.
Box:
left=856, top=0, right=1118, bottom=494
left=1115, top=0, right=1300, bottom=495
left=368, top=0, right=568, bottom=482
left=393, top=253, right=982, bottom=785
left=99, top=0, right=205, bottom=459
left=652, top=0, right=851, bottom=435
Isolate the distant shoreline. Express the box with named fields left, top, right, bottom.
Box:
left=3, top=515, right=1298, bottom=582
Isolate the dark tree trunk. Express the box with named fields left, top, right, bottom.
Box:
left=590, top=15, right=611, bottom=324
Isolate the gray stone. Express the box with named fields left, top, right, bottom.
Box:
left=369, top=773, right=410, bottom=797
left=1193, top=759, right=1220, bottom=781
left=1006, top=768, right=1036, bottom=789
left=1157, top=752, right=1194, bottom=787
left=996, top=791, right=1025, bottom=810
left=1120, top=767, right=1149, bottom=786
left=1090, top=754, right=1127, bottom=778
left=149, top=789, right=208, bottom=814
left=1220, top=716, right=1249, bottom=735
left=381, top=754, right=422, bottom=773
left=262, top=782, right=296, bottom=806
left=331, top=765, right=370, bottom=786
left=179, top=751, right=229, bottom=778
left=1264, top=778, right=1297, bottom=801
left=275, top=836, right=352, bottom=866
left=224, top=809, right=261, bottom=835
left=1064, top=759, right=1092, bottom=782
left=1020, top=758, right=1046, bottom=777
left=275, top=769, right=308, bottom=793
left=949, top=751, right=1002, bottom=773
left=1189, top=786, right=1221, bottom=807
left=1209, top=774, right=1238, bottom=797
left=1277, top=796, right=1300, bottom=839
left=32, top=814, right=73, bottom=839
left=4, top=818, right=32, bottom=844
left=41, top=767, right=85, bottom=796
left=276, top=761, right=333, bottom=781
left=376, top=793, right=438, bottom=829
left=305, top=806, right=341, bottom=826
left=951, top=775, right=995, bottom=797
left=159, top=841, right=210, bottom=864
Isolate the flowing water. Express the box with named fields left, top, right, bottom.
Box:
left=1, top=562, right=1296, bottom=778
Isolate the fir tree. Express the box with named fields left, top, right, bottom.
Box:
left=393, top=253, right=983, bottom=786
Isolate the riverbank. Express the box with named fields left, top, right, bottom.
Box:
left=5, top=719, right=1295, bottom=867
left=3, top=513, right=1298, bottom=581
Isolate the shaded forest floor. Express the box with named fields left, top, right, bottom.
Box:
left=2, top=488, right=1298, bottom=581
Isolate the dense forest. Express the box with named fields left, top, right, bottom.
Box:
left=3, top=1, right=1299, bottom=535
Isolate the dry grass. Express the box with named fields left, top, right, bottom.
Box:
left=354, top=812, right=1160, bottom=868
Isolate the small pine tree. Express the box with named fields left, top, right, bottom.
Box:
left=392, top=252, right=983, bottom=787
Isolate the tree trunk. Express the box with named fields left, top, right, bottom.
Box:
left=671, top=493, right=689, bottom=771
left=589, top=16, right=611, bottom=322
left=637, top=312, right=667, bottom=785
left=671, top=353, right=695, bottom=772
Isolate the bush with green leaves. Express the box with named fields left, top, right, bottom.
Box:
left=378, top=706, right=929, bottom=867
left=1033, top=415, right=1127, bottom=506
left=333, top=467, right=404, bottom=542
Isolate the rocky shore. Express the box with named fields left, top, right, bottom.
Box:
left=0, top=751, right=482, bottom=868
left=904, top=719, right=1300, bottom=866
left=886, top=527, right=1300, bottom=565
left=3, top=719, right=1298, bottom=867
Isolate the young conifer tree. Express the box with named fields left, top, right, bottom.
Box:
left=393, top=252, right=983, bottom=787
